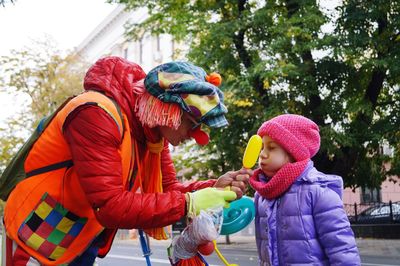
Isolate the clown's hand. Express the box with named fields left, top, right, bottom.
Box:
left=214, top=169, right=252, bottom=199
left=186, top=188, right=236, bottom=217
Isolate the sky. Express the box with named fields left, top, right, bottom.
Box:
left=0, top=0, right=117, bottom=124
left=0, top=0, right=116, bottom=54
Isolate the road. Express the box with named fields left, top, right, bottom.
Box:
left=0, top=234, right=398, bottom=265
left=97, top=241, right=400, bottom=266
left=97, top=241, right=257, bottom=265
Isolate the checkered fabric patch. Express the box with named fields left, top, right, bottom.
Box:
left=18, top=193, right=87, bottom=260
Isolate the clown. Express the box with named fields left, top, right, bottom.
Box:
left=3, top=57, right=251, bottom=265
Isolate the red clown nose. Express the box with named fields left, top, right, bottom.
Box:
left=189, top=126, right=209, bottom=146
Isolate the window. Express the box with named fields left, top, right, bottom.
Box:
left=361, top=187, right=381, bottom=203
left=123, top=47, right=128, bottom=59
left=139, top=38, right=143, bottom=64
left=156, top=35, right=160, bottom=52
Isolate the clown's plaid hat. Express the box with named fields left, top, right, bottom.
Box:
left=144, top=61, right=228, bottom=128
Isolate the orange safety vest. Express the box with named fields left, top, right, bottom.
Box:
left=4, top=91, right=133, bottom=265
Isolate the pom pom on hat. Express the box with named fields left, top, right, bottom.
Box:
left=257, top=114, right=320, bottom=161
left=206, top=72, right=222, bottom=87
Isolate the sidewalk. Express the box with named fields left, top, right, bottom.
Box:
left=215, top=236, right=400, bottom=259
left=355, top=238, right=400, bottom=259
left=118, top=235, right=400, bottom=259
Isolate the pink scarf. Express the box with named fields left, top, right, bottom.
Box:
left=249, top=159, right=309, bottom=199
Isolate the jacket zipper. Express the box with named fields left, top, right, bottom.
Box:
left=276, top=198, right=283, bottom=265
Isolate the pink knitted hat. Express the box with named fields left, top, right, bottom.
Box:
left=257, top=114, right=320, bottom=161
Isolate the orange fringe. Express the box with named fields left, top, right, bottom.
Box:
left=135, top=91, right=182, bottom=130
left=177, top=256, right=206, bottom=266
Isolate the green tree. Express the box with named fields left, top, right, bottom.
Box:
left=111, top=0, right=400, bottom=189
left=0, top=38, right=88, bottom=170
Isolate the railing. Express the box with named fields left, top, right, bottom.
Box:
left=344, top=200, right=400, bottom=224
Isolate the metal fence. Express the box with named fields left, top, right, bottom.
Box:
left=344, top=201, right=400, bottom=224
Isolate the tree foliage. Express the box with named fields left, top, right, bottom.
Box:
left=0, top=38, right=88, bottom=170
left=111, top=0, right=400, bottom=189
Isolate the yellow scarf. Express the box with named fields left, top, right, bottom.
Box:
left=131, top=138, right=167, bottom=240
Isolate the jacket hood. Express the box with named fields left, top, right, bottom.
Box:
left=296, top=161, right=344, bottom=198
left=83, top=56, right=146, bottom=115
left=83, top=56, right=152, bottom=142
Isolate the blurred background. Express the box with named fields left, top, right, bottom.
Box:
left=0, top=0, right=399, bottom=252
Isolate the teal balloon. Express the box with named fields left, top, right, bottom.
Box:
left=220, top=196, right=255, bottom=235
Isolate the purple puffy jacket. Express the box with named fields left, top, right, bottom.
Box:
left=254, top=161, right=361, bottom=265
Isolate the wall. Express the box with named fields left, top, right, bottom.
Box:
left=343, top=178, right=400, bottom=205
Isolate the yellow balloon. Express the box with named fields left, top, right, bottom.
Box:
left=242, top=135, right=262, bottom=169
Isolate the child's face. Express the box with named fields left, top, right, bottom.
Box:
left=259, top=135, right=294, bottom=177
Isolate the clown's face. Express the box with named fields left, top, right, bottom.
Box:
left=158, top=112, right=198, bottom=146
left=258, top=135, right=294, bottom=177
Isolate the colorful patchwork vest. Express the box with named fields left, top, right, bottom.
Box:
left=4, top=91, right=133, bottom=265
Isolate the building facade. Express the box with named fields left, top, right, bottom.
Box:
left=75, top=5, right=184, bottom=72
left=343, top=149, right=400, bottom=205
left=343, top=179, right=400, bottom=205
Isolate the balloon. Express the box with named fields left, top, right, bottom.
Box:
left=221, top=196, right=255, bottom=235
left=213, top=240, right=238, bottom=266
left=242, top=135, right=262, bottom=168
left=198, top=241, right=215, bottom=256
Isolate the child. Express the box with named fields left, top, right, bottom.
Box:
left=249, top=114, right=360, bottom=265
